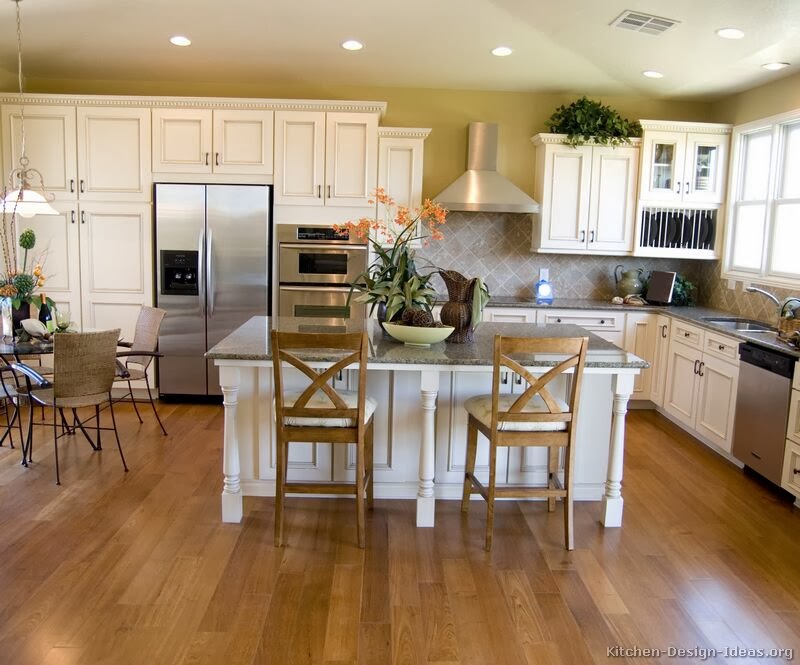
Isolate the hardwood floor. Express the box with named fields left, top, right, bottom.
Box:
left=0, top=404, right=799, bottom=664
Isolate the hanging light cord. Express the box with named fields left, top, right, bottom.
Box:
left=15, top=0, right=27, bottom=162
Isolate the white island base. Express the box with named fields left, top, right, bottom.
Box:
left=211, top=318, right=641, bottom=529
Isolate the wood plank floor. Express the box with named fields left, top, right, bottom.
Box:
left=0, top=403, right=799, bottom=664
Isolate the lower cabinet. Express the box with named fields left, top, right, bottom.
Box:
left=783, top=383, right=800, bottom=499
left=624, top=312, right=656, bottom=401
left=649, top=314, right=671, bottom=407
left=662, top=322, right=739, bottom=452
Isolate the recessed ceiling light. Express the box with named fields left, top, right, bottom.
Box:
left=716, top=27, right=744, bottom=40
left=341, top=40, right=363, bottom=51
left=491, top=46, right=513, bottom=57
left=169, top=35, right=191, bottom=47
left=762, top=62, right=790, bottom=71
left=642, top=70, right=664, bottom=79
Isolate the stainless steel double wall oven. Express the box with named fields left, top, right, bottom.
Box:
left=278, top=224, right=368, bottom=323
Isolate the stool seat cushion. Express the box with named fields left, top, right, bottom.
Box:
left=464, top=393, right=568, bottom=432
left=281, top=390, right=377, bottom=427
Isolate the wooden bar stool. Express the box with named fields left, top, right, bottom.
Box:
left=271, top=329, right=375, bottom=548
left=461, top=335, right=588, bottom=551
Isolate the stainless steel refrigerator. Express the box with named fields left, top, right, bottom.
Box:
left=154, top=183, right=270, bottom=397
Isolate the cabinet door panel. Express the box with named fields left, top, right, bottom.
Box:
left=640, top=131, right=685, bottom=203
left=77, top=107, right=151, bottom=201
left=152, top=109, right=212, bottom=173
left=683, top=133, right=728, bottom=204
left=650, top=315, right=671, bottom=407
left=274, top=111, right=325, bottom=205
left=695, top=355, right=739, bottom=452
left=213, top=110, right=273, bottom=175
left=663, top=340, right=700, bottom=427
left=544, top=147, right=591, bottom=249
left=589, top=147, right=637, bottom=252
left=624, top=312, right=655, bottom=400
left=2, top=105, right=77, bottom=200
left=325, top=112, right=377, bottom=207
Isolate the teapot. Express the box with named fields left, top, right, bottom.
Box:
left=614, top=265, right=645, bottom=297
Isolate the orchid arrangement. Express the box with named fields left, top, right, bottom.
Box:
left=334, top=188, right=447, bottom=324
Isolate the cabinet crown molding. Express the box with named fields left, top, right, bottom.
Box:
left=0, top=92, right=387, bottom=116
left=378, top=126, right=431, bottom=139
left=531, top=132, right=641, bottom=146
left=638, top=119, right=732, bottom=134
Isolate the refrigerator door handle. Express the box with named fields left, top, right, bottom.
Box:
left=197, top=230, right=206, bottom=316
left=207, top=227, right=215, bottom=316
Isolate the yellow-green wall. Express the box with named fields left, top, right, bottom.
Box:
left=24, top=76, right=715, bottom=199
left=711, top=71, right=800, bottom=125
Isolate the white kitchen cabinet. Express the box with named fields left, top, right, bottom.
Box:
left=663, top=322, right=739, bottom=452
left=377, top=127, right=429, bottom=212
left=649, top=314, right=671, bottom=407
left=787, top=388, right=800, bottom=446
left=782, top=440, right=800, bottom=499
left=274, top=110, right=377, bottom=207
left=2, top=105, right=151, bottom=202
left=151, top=108, right=274, bottom=175
left=638, top=122, right=731, bottom=205
left=624, top=312, right=656, bottom=401
left=531, top=134, right=639, bottom=254
left=536, top=309, right=625, bottom=346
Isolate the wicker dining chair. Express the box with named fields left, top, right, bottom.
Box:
left=12, top=329, right=128, bottom=485
left=115, top=306, right=167, bottom=436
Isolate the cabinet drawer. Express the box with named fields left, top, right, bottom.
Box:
left=537, top=310, right=622, bottom=331
left=782, top=440, right=800, bottom=498
left=671, top=320, right=703, bottom=349
left=703, top=330, right=739, bottom=363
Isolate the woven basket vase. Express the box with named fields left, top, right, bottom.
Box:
left=439, top=270, right=477, bottom=343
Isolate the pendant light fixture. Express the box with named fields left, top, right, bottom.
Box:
left=1, top=0, right=58, bottom=218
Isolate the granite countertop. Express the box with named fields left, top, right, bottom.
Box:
left=206, top=317, right=649, bottom=369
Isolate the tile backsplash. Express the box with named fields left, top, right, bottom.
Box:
left=417, top=212, right=706, bottom=302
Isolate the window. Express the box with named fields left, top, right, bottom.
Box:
left=724, top=109, right=800, bottom=287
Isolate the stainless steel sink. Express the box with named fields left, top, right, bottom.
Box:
left=699, top=316, right=776, bottom=332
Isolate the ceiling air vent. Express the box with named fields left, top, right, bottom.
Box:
left=610, top=10, right=679, bottom=35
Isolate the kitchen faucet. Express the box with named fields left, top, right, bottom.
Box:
left=745, top=285, right=781, bottom=306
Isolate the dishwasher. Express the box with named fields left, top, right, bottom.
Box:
left=732, top=342, right=795, bottom=485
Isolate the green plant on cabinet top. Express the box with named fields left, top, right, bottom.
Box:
left=546, top=97, right=642, bottom=147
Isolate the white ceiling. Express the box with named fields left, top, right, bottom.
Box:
left=0, top=0, right=798, bottom=99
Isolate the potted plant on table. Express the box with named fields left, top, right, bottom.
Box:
left=334, top=188, right=447, bottom=327
left=0, top=226, right=53, bottom=336
left=546, top=96, right=642, bottom=147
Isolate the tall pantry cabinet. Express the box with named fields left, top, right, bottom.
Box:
left=0, top=102, right=153, bottom=342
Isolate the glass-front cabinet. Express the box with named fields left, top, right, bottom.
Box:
left=640, top=127, right=730, bottom=205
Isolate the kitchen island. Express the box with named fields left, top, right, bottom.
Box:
left=207, top=317, right=647, bottom=528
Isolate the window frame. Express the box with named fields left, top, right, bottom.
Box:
left=723, top=107, right=800, bottom=289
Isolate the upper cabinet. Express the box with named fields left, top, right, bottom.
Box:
left=634, top=121, right=731, bottom=259
left=1, top=105, right=151, bottom=202
left=377, top=127, right=429, bottom=210
left=151, top=108, right=274, bottom=175
left=274, top=110, right=378, bottom=207
left=531, top=134, right=639, bottom=255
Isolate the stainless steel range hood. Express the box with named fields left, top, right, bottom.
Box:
left=433, top=122, right=540, bottom=214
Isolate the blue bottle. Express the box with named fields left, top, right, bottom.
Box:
left=534, top=268, right=554, bottom=305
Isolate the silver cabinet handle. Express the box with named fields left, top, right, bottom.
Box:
left=698, top=361, right=704, bottom=377
left=215, top=152, right=220, bottom=167
left=79, top=179, right=85, bottom=193
left=207, top=228, right=215, bottom=316
left=70, top=179, right=75, bottom=193
left=197, top=230, right=206, bottom=317
left=661, top=324, right=668, bottom=338
left=580, top=230, right=586, bottom=243
left=589, top=230, right=595, bottom=243
left=694, top=359, right=700, bottom=374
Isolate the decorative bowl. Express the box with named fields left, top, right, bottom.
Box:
left=382, top=323, right=454, bottom=347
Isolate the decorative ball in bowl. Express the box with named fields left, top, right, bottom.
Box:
left=382, top=322, right=454, bottom=347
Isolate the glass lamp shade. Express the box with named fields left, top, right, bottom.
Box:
left=1, top=186, right=59, bottom=217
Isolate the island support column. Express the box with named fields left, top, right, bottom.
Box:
left=219, top=365, right=243, bottom=523
left=600, top=372, right=634, bottom=527
left=417, top=369, right=439, bottom=527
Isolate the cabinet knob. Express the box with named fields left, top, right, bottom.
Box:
left=600, top=319, right=605, bottom=324
left=684, top=331, right=690, bottom=337
left=718, top=344, right=725, bottom=351
left=556, top=318, right=562, bottom=323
